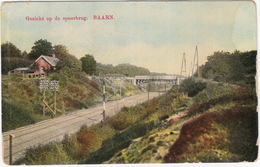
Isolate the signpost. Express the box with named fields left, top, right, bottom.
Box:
left=39, top=80, right=59, bottom=116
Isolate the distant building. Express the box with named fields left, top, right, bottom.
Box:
left=8, top=67, right=30, bottom=75
left=7, top=54, right=60, bottom=78
left=34, top=54, right=60, bottom=76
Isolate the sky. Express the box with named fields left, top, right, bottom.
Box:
left=1, top=1, right=257, bottom=75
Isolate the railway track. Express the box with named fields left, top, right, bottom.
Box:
left=2, top=92, right=161, bottom=164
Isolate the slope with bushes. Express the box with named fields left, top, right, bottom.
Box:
left=2, top=72, right=141, bottom=132
left=14, top=79, right=257, bottom=164
left=2, top=73, right=100, bottom=132
left=13, top=50, right=257, bottom=164
left=106, top=80, right=257, bottom=163
left=14, top=87, right=189, bottom=165
left=164, top=81, right=257, bottom=162
left=106, top=50, right=257, bottom=163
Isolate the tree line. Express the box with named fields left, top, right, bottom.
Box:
left=1, top=39, right=155, bottom=77
left=200, top=50, right=256, bottom=85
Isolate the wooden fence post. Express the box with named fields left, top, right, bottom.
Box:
left=9, top=134, right=15, bottom=165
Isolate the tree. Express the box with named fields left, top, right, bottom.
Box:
left=28, top=39, right=53, bottom=60
left=80, top=54, right=97, bottom=75
left=180, top=78, right=207, bottom=97
left=53, top=45, right=82, bottom=71
left=2, top=57, right=33, bottom=74
left=96, top=63, right=151, bottom=77
left=53, top=45, right=70, bottom=61
left=1, top=42, right=33, bottom=74
left=201, top=50, right=256, bottom=84
left=1, top=42, right=22, bottom=58
left=21, top=51, right=28, bottom=58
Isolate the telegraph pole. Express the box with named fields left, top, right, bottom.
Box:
left=157, top=80, right=160, bottom=96
left=43, top=89, right=46, bottom=117
left=119, top=82, right=122, bottom=98
left=148, top=87, right=150, bottom=101
left=147, top=81, right=150, bottom=101
left=158, top=77, right=161, bottom=95
left=54, top=90, right=57, bottom=114
left=102, top=80, right=106, bottom=121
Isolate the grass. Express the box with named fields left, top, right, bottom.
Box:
left=13, top=80, right=258, bottom=165
left=81, top=120, right=161, bottom=164
left=6, top=49, right=258, bottom=164
left=14, top=87, right=188, bottom=165
left=164, top=82, right=258, bottom=163
left=2, top=101, right=36, bottom=131
left=107, top=81, right=257, bottom=164
left=2, top=74, right=141, bottom=132
left=15, top=142, right=78, bottom=165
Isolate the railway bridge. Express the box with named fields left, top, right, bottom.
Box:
left=133, top=75, right=181, bottom=85
left=92, top=75, right=186, bottom=86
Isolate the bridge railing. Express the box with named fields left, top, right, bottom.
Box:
left=134, top=75, right=177, bottom=80
left=133, top=75, right=179, bottom=85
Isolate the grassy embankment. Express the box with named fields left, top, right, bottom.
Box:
left=96, top=50, right=258, bottom=163
left=15, top=78, right=257, bottom=164
left=2, top=73, right=140, bottom=132
left=13, top=50, right=258, bottom=164
left=14, top=84, right=189, bottom=164
left=108, top=79, right=257, bottom=163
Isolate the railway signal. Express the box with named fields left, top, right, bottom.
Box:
left=39, top=79, right=59, bottom=116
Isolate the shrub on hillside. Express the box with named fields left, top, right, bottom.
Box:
left=109, top=107, right=136, bottom=131
left=62, top=134, right=81, bottom=160
left=2, top=101, right=35, bottom=132
left=192, top=83, right=236, bottom=105
left=110, top=114, right=134, bottom=131
left=187, top=93, right=254, bottom=116
left=164, top=106, right=257, bottom=163
left=179, top=78, right=206, bottom=97
left=77, top=130, right=102, bottom=157
left=2, top=57, right=33, bottom=74
left=90, top=123, right=117, bottom=141
left=82, top=120, right=160, bottom=164
left=15, top=143, right=76, bottom=165
left=87, top=79, right=100, bottom=91
left=141, top=98, right=159, bottom=118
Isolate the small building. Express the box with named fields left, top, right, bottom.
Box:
left=8, top=67, right=30, bottom=75
left=34, top=54, right=59, bottom=76
left=7, top=54, right=60, bottom=78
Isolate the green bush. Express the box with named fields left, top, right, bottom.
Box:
left=14, top=87, right=188, bottom=165
left=109, top=107, right=140, bottom=131
left=2, top=101, right=35, bottom=132
left=91, top=123, right=116, bottom=141
left=110, top=113, right=135, bottom=131
left=179, top=78, right=207, bottom=97
left=62, top=134, right=81, bottom=160
left=15, top=143, right=76, bottom=165
left=77, top=130, right=102, bottom=157
left=192, top=83, right=236, bottom=105
left=2, top=72, right=103, bottom=131
left=81, top=120, right=160, bottom=164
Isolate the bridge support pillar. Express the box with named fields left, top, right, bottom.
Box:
left=133, top=79, right=137, bottom=85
